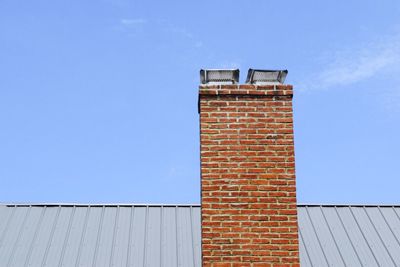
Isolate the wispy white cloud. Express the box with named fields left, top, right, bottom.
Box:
left=120, top=18, right=147, bottom=26
left=164, top=24, right=203, bottom=49
left=194, top=41, right=203, bottom=48
left=114, top=18, right=147, bottom=35
left=304, top=30, right=400, bottom=90
left=102, top=0, right=130, bottom=7
left=219, top=61, right=241, bottom=69
left=380, top=85, right=400, bottom=112
left=168, top=27, right=194, bottom=39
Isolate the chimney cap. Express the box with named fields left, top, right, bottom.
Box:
left=200, top=69, right=239, bottom=85
left=246, top=69, right=288, bottom=84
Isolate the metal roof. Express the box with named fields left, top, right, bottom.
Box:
left=1, top=204, right=400, bottom=266
left=298, top=205, right=400, bottom=267
left=0, top=204, right=201, bottom=267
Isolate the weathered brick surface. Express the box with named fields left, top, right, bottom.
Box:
left=199, top=84, right=300, bottom=267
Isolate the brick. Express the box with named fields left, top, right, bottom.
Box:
left=200, top=83, right=299, bottom=266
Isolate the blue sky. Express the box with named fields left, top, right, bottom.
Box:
left=0, top=1, right=399, bottom=204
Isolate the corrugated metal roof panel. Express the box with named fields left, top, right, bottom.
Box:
left=0, top=205, right=201, bottom=267
left=0, top=204, right=399, bottom=266
left=298, top=205, right=400, bottom=267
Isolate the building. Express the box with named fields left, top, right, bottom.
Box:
left=0, top=69, right=399, bottom=266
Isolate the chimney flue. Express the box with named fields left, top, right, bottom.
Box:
left=200, top=69, right=240, bottom=85
left=246, top=69, right=288, bottom=85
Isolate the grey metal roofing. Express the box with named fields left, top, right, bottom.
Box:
left=1, top=204, right=400, bottom=267
left=0, top=204, right=201, bottom=267
left=298, top=205, right=400, bottom=267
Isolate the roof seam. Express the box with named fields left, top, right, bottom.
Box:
left=305, top=206, right=330, bottom=266
left=57, top=206, right=75, bottom=267
left=363, top=207, right=397, bottom=266
left=109, top=206, right=120, bottom=266
left=7, top=206, right=31, bottom=267
left=298, top=226, right=314, bottom=267
left=348, top=207, right=380, bottom=266
left=320, top=206, right=347, bottom=266
left=41, top=206, right=61, bottom=267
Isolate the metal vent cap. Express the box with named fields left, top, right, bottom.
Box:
left=200, top=69, right=239, bottom=85
left=246, top=69, right=288, bottom=84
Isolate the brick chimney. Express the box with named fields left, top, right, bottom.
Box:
left=199, top=69, right=300, bottom=266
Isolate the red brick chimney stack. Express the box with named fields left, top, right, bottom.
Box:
left=199, top=69, right=300, bottom=266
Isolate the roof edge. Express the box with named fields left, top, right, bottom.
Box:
left=0, top=203, right=202, bottom=207
left=297, top=203, right=400, bottom=207
left=2, top=203, right=400, bottom=208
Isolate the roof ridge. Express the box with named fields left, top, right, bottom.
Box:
left=2, top=203, right=400, bottom=207
left=0, top=203, right=202, bottom=207
left=297, top=203, right=400, bottom=207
